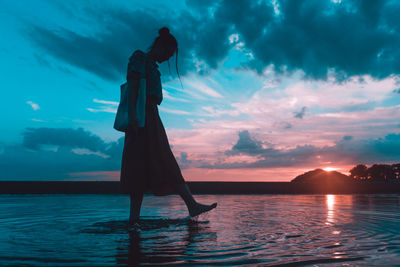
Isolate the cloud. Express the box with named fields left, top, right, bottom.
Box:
left=226, top=75, right=400, bottom=147
left=207, top=130, right=400, bottom=169
left=0, top=127, right=125, bottom=180
left=161, top=72, right=400, bottom=174
left=0, top=144, right=122, bottom=180
left=184, top=78, right=223, bottom=98
left=272, top=121, right=292, bottom=129
left=1, top=127, right=194, bottom=180
left=242, top=0, right=400, bottom=80
left=93, top=99, right=118, bottom=105
left=186, top=0, right=400, bottom=80
left=342, top=135, right=353, bottom=141
left=226, top=130, right=264, bottom=156
left=158, top=106, right=191, bottom=115
left=87, top=107, right=117, bottom=113
left=23, top=8, right=169, bottom=81
left=22, top=5, right=228, bottom=80
left=31, top=118, right=46, bottom=122
left=17, top=1, right=396, bottom=83
left=87, top=99, right=117, bottom=113
left=26, top=101, right=40, bottom=111
left=22, top=127, right=107, bottom=152
left=293, top=106, right=307, bottom=119
left=175, top=151, right=192, bottom=169
left=23, top=0, right=400, bottom=81
left=71, top=148, right=110, bottom=159
left=4, top=126, right=400, bottom=180
left=162, top=89, right=192, bottom=103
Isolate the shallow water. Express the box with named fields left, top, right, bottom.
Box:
left=1, top=194, right=400, bottom=266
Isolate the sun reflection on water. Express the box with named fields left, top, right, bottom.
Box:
left=326, top=194, right=335, bottom=225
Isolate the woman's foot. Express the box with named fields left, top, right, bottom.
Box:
left=129, top=217, right=140, bottom=225
left=189, top=202, right=217, bottom=217
left=128, top=220, right=141, bottom=231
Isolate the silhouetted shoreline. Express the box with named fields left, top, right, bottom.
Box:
left=1, top=181, right=400, bottom=194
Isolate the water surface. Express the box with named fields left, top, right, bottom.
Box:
left=1, top=194, right=400, bottom=266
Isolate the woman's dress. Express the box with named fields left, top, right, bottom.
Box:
left=120, top=50, right=185, bottom=195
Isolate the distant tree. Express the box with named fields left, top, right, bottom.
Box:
left=385, top=165, right=396, bottom=181
left=349, top=164, right=368, bottom=180
left=391, top=163, right=400, bottom=181
left=367, top=164, right=394, bottom=182
left=291, top=168, right=352, bottom=184
left=368, top=164, right=384, bottom=181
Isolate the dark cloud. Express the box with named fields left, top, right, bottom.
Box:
left=342, top=135, right=353, bottom=141
left=4, top=126, right=400, bottom=179
left=176, top=152, right=192, bottom=169
left=186, top=0, right=400, bottom=80
left=248, top=0, right=400, bottom=80
left=0, top=127, right=125, bottom=180
left=226, top=130, right=265, bottom=155
left=24, top=9, right=161, bottom=81
left=366, top=133, right=400, bottom=159
left=23, top=127, right=107, bottom=152
left=2, top=127, right=192, bottom=180
left=179, top=152, right=190, bottom=164
left=0, top=144, right=121, bottom=180
left=206, top=131, right=400, bottom=169
left=293, top=106, right=307, bottom=119
left=23, top=0, right=400, bottom=81
left=22, top=4, right=228, bottom=80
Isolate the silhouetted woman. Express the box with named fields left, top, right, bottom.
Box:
left=120, top=27, right=217, bottom=226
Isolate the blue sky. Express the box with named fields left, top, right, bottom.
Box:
left=2, top=0, right=400, bottom=181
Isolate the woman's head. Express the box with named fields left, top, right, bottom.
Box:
left=148, top=27, right=183, bottom=89
left=148, top=27, right=178, bottom=63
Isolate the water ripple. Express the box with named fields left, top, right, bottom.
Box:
left=1, top=194, right=400, bottom=265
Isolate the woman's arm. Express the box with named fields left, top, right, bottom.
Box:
left=127, top=71, right=146, bottom=130
left=125, top=50, right=147, bottom=131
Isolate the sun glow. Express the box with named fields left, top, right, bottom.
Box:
left=323, top=167, right=338, bottom=172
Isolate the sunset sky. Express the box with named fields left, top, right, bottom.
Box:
left=2, top=0, right=400, bottom=181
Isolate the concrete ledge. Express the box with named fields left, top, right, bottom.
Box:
left=1, top=181, right=400, bottom=194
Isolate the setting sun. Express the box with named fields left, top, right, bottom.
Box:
left=323, top=167, right=338, bottom=172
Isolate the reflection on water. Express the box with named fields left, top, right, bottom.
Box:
left=326, top=194, right=335, bottom=225
left=1, top=194, right=400, bottom=266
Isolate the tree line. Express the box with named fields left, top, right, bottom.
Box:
left=349, top=163, right=400, bottom=182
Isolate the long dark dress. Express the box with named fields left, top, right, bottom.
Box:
left=120, top=50, right=185, bottom=195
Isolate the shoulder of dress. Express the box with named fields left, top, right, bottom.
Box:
left=129, top=50, right=147, bottom=62
left=128, top=50, right=148, bottom=76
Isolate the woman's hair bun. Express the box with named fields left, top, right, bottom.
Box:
left=158, top=27, right=170, bottom=37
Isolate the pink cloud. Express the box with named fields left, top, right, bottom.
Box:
left=160, top=74, right=400, bottom=181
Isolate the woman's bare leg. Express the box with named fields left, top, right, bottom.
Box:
left=174, top=183, right=217, bottom=217
left=129, top=192, right=144, bottom=224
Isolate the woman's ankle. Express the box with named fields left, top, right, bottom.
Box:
left=188, top=202, right=217, bottom=217
left=129, top=213, right=140, bottom=222
left=187, top=201, right=199, bottom=211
